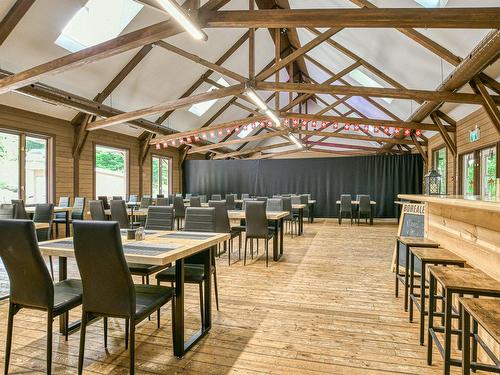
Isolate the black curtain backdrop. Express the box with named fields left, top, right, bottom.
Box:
left=183, top=154, right=423, bottom=218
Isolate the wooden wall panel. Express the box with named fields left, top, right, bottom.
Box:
left=0, top=104, right=181, bottom=205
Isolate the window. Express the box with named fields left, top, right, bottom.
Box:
left=414, top=0, right=448, bottom=8
left=152, top=155, right=171, bottom=197
left=94, top=145, right=128, bottom=199
left=55, top=0, right=143, bottom=53
left=348, top=69, right=392, bottom=104
left=462, top=152, right=475, bottom=196
left=480, top=146, right=497, bottom=197
left=433, top=148, right=447, bottom=194
left=189, top=78, right=230, bottom=117
left=0, top=130, right=50, bottom=204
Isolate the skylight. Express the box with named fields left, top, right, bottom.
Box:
left=237, top=124, right=254, bottom=139
left=348, top=69, right=393, bottom=104
left=414, top=0, right=448, bottom=8
left=188, top=78, right=230, bottom=117
left=55, top=0, right=143, bottom=53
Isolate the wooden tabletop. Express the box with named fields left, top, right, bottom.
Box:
left=428, top=266, right=500, bottom=294
left=25, top=206, right=73, bottom=213
left=411, top=247, right=466, bottom=264
left=397, top=236, right=439, bottom=247
left=35, top=222, right=50, bottom=230
left=227, top=210, right=288, bottom=220
left=39, top=230, right=230, bottom=266
left=336, top=200, right=376, bottom=205
left=292, top=204, right=307, bottom=209
left=458, top=297, right=500, bottom=344
left=102, top=208, right=149, bottom=216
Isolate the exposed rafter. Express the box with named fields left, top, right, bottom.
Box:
left=0, top=0, right=35, bottom=46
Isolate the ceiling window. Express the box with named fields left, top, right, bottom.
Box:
left=55, top=0, right=143, bottom=53
left=348, top=69, right=393, bottom=104
left=414, top=0, right=448, bottom=7
left=189, top=78, right=230, bottom=117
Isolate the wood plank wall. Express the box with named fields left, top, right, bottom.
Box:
left=0, top=104, right=181, bottom=205
left=427, top=107, right=500, bottom=194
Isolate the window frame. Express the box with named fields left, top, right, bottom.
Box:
left=431, top=146, right=447, bottom=194
left=0, top=128, right=54, bottom=204
left=93, top=143, right=130, bottom=199
left=151, top=154, right=172, bottom=197
left=458, top=141, right=500, bottom=195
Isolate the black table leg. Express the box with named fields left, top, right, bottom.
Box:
left=309, top=203, right=314, bottom=223
left=279, top=218, right=284, bottom=259
left=462, top=304, right=471, bottom=375
left=395, top=239, right=400, bottom=298
left=370, top=205, right=374, bottom=225
left=203, top=248, right=212, bottom=330
left=419, top=261, right=427, bottom=346
left=443, top=289, right=453, bottom=375
left=427, top=274, right=436, bottom=366
left=298, top=208, right=303, bottom=235
left=65, top=210, right=70, bottom=237
left=404, top=244, right=410, bottom=312
left=273, top=219, right=279, bottom=261
left=58, top=257, right=67, bottom=333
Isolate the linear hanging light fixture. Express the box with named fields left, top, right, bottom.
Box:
left=245, top=88, right=281, bottom=127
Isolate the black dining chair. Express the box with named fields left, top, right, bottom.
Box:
left=11, top=199, right=29, bottom=219
left=54, top=197, right=86, bottom=237
left=211, top=194, right=222, bottom=201
left=357, top=195, right=372, bottom=225
left=139, top=197, right=152, bottom=209
left=156, top=197, right=169, bottom=206
left=199, top=195, right=207, bottom=204
left=241, top=193, right=250, bottom=200
left=244, top=201, right=275, bottom=267
left=190, top=196, right=201, bottom=207
left=156, top=207, right=219, bottom=324
left=299, top=194, right=310, bottom=222
left=281, top=197, right=297, bottom=237
left=209, top=200, right=240, bottom=264
left=53, top=196, right=70, bottom=237
left=0, top=219, right=83, bottom=375
left=225, top=194, right=236, bottom=210
left=173, top=195, right=186, bottom=229
left=0, top=204, right=14, bottom=219
left=72, top=221, right=175, bottom=375
left=97, top=196, right=110, bottom=210
left=128, top=194, right=139, bottom=205
left=339, top=194, right=353, bottom=225
left=112, top=196, right=123, bottom=201
left=89, top=200, right=107, bottom=221
left=156, top=194, right=165, bottom=198
left=111, top=200, right=141, bottom=229
left=34, top=204, right=55, bottom=276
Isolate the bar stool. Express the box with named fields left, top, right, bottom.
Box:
left=409, top=247, right=466, bottom=345
left=460, top=297, right=500, bottom=375
left=395, top=236, right=439, bottom=312
left=427, top=266, right=500, bottom=375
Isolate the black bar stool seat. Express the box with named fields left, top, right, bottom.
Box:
left=409, top=247, right=466, bottom=345
left=460, top=297, right=500, bottom=375
left=427, top=266, right=500, bottom=375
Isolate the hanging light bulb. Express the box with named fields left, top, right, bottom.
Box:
left=395, top=128, right=400, bottom=135
left=226, top=128, right=231, bottom=134
left=322, top=121, right=327, bottom=128
left=202, top=133, right=207, bottom=139
left=187, top=137, right=192, bottom=143
left=179, top=138, right=184, bottom=144
left=344, top=123, right=350, bottom=131
left=210, top=132, right=215, bottom=138
left=415, top=129, right=422, bottom=136
left=333, top=122, right=338, bottom=129
left=218, top=130, right=223, bottom=136
left=354, top=124, right=360, bottom=131
left=293, top=119, right=298, bottom=127
left=194, top=135, right=200, bottom=141
left=284, top=119, right=289, bottom=126
left=374, top=126, right=380, bottom=133
left=234, top=126, right=240, bottom=132
left=171, top=140, right=176, bottom=146
left=404, top=129, right=411, bottom=136
left=155, top=143, right=161, bottom=150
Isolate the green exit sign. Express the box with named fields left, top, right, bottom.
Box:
left=469, top=127, right=480, bottom=143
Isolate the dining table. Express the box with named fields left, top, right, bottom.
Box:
left=227, top=210, right=288, bottom=261
left=335, top=200, right=377, bottom=225
left=38, top=229, right=230, bottom=358
left=25, top=206, right=73, bottom=237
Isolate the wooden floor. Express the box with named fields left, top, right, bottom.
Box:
left=0, top=219, right=465, bottom=374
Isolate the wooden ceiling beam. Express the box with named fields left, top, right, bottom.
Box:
left=293, top=129, right=423, bottom=145
left=470, top=78, right=500, bottom=135
left=213, top=141, right=291, bottom=159
left=87, top=84, right=245, bottom=130
left=306, top=141, right=403, bottom=153
left=199, top=8, right=500, bottom=29
left=410, top=132, right=428, bottom=164
left=478, top=73, right=500, bottom=95
left=0, top=0, right=35, bottom=46
left=257, top=81, right=497, bottom=105
left=430, top=112, right=457, bottom=156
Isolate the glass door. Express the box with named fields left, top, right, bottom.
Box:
left=0, top=131, right=20, bottom=204
left=480, top=146, right=497, bottom=197
left=462, top=152, right=475, bottom=196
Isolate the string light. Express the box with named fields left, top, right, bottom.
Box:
left=155, top=143, right=161, bottom=150
left=202, top=133, right=207, bottom=139
left=171, top=140, right=176, bottom=146
left=415, top=129, right=422, bottom=137
left=404, top=129, right=411, bottom=136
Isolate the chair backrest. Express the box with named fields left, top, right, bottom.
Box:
left=291, top=195, right=301, bottom=205
left=256, top=196, right=268, bottom=203
left=71, top=197, right=86, bottom=220
left=156, top=194, right=164, bottom=198
left=129, top=194, right=138, bottom=203
left=241, top=193, right=250, bottom=200
left=184, top=207, right=216, bottom=233
left=145, top=206, right=174, bottom=230
left=89, top=200, right=106, bottom=221
left=112, top=196, right=123, bottom=201
left=282, top=193, right=291, bottom=197
left=139, top=197, right=152, bottom=209
left=185, top=193, right=192, bottom=199
left=73, top=221, right=135, bottom=317
left=33, top=203, right=54, bottom=224
left=242, top=198, right=257, bottom=210
left=55, top=196, right=70, bottom=219
left=245, top=201, right=268, bottom=238
left=340, top=194, right=352, bottom=211
left=225, top=194, right=236, bottom=210
left=211, top=194, right=222, bottom=201
left=174, top=196, right=186, bottom=217
left=0, top=219, right=54, bottom=309
left=11, top=199, right=29, bottom=219
left=281, top=197, right=293, bottom=219
left=266, top=198, right=283, bottom=212
left=358, top=195, right=371, bottom=213
left=208, top=201, right=230, bottom=233
left=199, top=195, right=207, bottom=203
left=299, top=194, right=308, bottom=205
left=97, top=196, right=110, bottom=209
left=190, top=196, right=201, bottom=207
left=110, top=200, right=129, bottom=229
left=156, top=197, right=169, bottom=206
left=0, top=204, right=14, bottom=219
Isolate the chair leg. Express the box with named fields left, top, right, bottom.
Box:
left=46, top=311, right=53, bottom=375
left=64, top=311, right=69, bottom=341
left=104, top=317, right=108, bottom=348
left=244, top=237, right=248, bottom=265
left=157, top=307, right=161, bottom=329
left=199, top=283, right=204, bottom=326
left=213, top=270, right=219, bottom=311
left=256, top=239, right=259, bottom=256
left=265, top=239, right=269, bottom=268
left=78, top=312, right=88, bottom=375
left=49, top=256, right=54, bottom=280
left=228, top=239, right=232, bottom=266
left=129, top=319, right=135, bottom=375
left=125, top=318, right=129, bottom=349
left=4, top=303, right=15, bottom=375
left=238, top=233, right=242, bottom=260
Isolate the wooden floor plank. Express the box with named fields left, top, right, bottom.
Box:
left=0, top=219, right=463, bottom=374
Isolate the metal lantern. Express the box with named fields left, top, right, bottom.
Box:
left=424, top=169, right=442, bottom=195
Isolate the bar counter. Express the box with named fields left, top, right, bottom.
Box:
left=398, top=194, right=500, bottom=281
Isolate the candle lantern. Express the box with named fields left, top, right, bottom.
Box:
left=424, top=169, right=442, bottom=195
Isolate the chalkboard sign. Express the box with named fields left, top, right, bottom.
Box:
left=391, top=203, right=426, bottom=273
